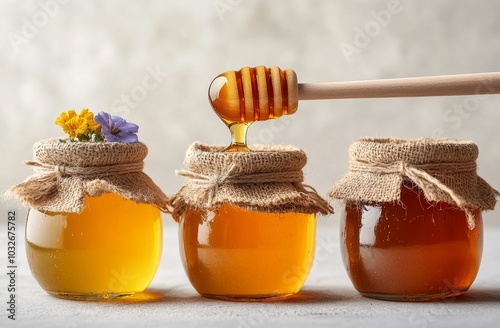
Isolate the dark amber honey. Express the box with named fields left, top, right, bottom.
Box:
left=341, top=180, right=482, bottom=301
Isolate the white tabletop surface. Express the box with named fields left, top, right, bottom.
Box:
left=1, top=216, right=499, bottom=328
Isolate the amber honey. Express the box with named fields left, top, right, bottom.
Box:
left=179, top=203, right=315, bottom=300
left=341, top=180, right=482, bottom=301
left=209, top=66, right=299, bottom=152
left=226, top=122, right=251, bottom=152
left=209, top=66, right=297, bottom=124
left=26, top=193, right=162, bottom=299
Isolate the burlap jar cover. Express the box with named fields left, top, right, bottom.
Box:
left=170, top=142, right=333, bottom=220
left=8, top=138, right=169, bottom=213
left=329, top=138, right=499, bottom=229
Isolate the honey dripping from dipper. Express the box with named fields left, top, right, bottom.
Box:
left=209, top=66, right=299, bottom=151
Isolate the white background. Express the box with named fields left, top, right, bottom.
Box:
left=1, top=0, right=500, bottom=227
left=1, top=2, right=500, bottom=327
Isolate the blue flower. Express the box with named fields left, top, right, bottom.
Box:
left=94, top=112, right=139, bottom=143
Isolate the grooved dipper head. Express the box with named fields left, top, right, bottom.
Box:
left=209, top=66, right=298, bottom=124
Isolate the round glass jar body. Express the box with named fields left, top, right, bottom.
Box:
left=179, top=203, right=316, bottom=301
left=26, top=193, right=162, bottom=300
left=340, top=180, right=483, bottom=301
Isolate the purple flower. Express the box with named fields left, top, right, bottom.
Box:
left=94, top=112, right=139, bottom=143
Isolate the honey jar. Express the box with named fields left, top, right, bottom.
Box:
left=329, top=138, right=498, bottom=301
left=10, top=139, right=168, bottom=299
left=171, top=142, right=332, bottom=301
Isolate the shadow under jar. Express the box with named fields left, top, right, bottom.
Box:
left=171, top=142, right=332, bottom=301
left=329, top=138, right=498, bottom=301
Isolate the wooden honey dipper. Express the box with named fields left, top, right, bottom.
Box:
left=209, top=66, right=500, bottom=123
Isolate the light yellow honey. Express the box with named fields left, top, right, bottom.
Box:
left=26, top=193, right=162, bottom=299
left=225, top=122, right=251, bottom=152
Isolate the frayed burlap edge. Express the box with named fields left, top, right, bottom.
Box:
left=329, top=138, right=500, bottom=229
left=170, top=142, right=333, bottom=221
left=5, top=138, right=169, bottom=213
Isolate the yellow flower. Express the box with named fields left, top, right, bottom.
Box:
left=55, top=109, right=77, bottom=128
left=55, top=108, right=102, bottom=140
left=79, top=108, right=100, bottom=132
left=57, top=117, right=87, bottom=139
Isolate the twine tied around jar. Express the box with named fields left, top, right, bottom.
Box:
left=10, top=160, right=145, bottom=205
left=26, top=159, right=145, bottom=177
left=329, top=138, right=500, bottom=229
left=176, top=167, right=305, bottom=207
left=170, top=142, right=333, bottom=220
left=6, top=139, right=169, bottom=213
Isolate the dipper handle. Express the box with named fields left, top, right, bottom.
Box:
left=298, top=72, right=500, bottom=100
left=209, top=67, right=500, bottom=124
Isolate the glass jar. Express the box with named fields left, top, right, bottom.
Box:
left=341, top=179, right=482, bottom=301
left=172, top=143, right=332, bottom=301
left=330, top=138, right=497, bottom=301
left=26, top=193, right=162, bottom=300
left=179, top=203, right=315, bottom=301
left=10, top=139, right=168, bottom=300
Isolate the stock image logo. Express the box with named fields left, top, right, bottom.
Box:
left=7, top=0, right=73, bottom=53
